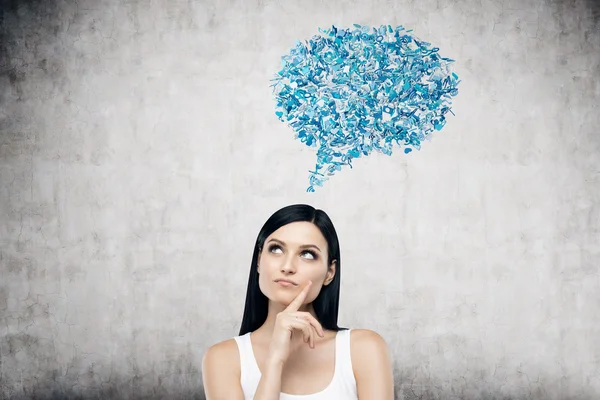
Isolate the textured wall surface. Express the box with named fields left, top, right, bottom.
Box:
left=1, top=0, right=599, bottom=399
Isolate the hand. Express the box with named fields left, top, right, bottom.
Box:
left=267, top=280, right=325, bottom=366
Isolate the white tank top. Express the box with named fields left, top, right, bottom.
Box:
left=233, top=329, right=358, bottom=400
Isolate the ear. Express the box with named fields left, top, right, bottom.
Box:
left=323, top=260, right=337, bottom=286
left=257, top=247, right=262, bottom=274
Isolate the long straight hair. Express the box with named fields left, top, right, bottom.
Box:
left=238, top=204, right=347, bottom=335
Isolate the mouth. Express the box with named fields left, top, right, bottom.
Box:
left=274, top=279, right=298, bottom=287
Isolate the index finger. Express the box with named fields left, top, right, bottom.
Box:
left=285, top=280, right=312, bottom=311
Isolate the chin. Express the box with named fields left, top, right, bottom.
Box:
left=260, top=287, right=295, bottom=306
left=266, top=291, right=295, bottom=305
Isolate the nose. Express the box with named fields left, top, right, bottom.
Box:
left=280, top=255, right=297, bottom=274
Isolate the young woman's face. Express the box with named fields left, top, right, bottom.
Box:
left=257, top=221, right=336, bottom=307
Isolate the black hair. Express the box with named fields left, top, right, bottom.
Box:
left=238, top=204, right=348, bottom=335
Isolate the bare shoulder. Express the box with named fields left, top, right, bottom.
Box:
left=350, top=329, right=394, bottom=399
left=202, top=338, right=240, bottom=373
left=202, top=338, right=244, bottom=400
left=204, top=337, right=240, bottom=358
left=349, top=329, right=390, bottom=357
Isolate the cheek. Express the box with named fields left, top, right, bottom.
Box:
left=306, top=286, right=323, bottom=303
left=311, top=264, right=329, bottom=280
left=257, top=260, right=275, bottom=288
left=259, top=257, right=274, bottom=275
left=257, top=272, right=271, bottom=296
left=257, top=277, right=265, bottom=294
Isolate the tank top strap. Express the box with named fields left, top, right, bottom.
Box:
left=233, top=332, right=261, bottom=399
left=336, top=329, right=358, bottom=393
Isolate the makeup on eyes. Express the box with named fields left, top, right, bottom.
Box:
left=267, top=243, right=319, bottom=260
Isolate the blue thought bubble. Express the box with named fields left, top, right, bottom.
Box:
left=271, top=24, right=461, bottom=192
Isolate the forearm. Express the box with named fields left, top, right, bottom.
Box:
left=253, top=358, right=284, bottom=400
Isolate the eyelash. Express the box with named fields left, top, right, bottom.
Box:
left=267, top=244, right=318, bottom=260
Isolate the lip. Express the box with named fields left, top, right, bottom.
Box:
left=274, top=278, right=298, bottom=287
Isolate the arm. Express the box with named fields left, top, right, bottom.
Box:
left=253, top=358, right=285, bottom=400
left=351, top=329, right=395, bottom=400
left=202, top=340, right=244, bottom=400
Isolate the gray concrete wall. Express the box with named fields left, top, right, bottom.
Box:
left=1, top=0, right=599, bottom=399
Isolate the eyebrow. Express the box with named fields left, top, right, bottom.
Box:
left=267, top=238, right=322, bottom=253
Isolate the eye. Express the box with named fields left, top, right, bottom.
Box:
left=302, top=250, right=318, bottom=260
left=268, top=244, right=283, bottom=254
left=267, top=244, right=318, bottom=260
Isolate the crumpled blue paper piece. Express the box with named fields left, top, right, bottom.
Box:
left=271, top=24, right=461, bottom=192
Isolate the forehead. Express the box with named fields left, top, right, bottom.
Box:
left=267, top=221, right=328, bottom=248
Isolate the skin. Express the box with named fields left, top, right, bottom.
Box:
left=202, top=221, right=395, bottom=399
left=254, top=221, right=335, bottom=351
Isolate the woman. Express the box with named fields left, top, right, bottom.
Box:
left=202, top=204, right=394, bottom=399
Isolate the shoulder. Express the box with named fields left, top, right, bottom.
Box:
left=202, top=338, right=244, bottom=399
left=202, top=338, right=240, bottom=370
left=349, top=329, right=390, bottom=358
left=348, top=329, right=394, bottom=398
